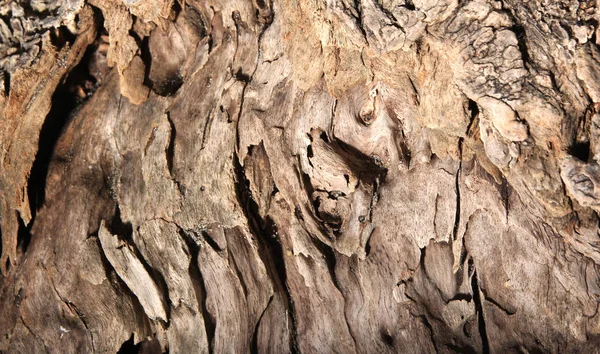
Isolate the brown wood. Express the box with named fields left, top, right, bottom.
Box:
left=2, top=0, right=600, bottom=353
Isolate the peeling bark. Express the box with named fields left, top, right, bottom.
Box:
left=2, top=0, right=600, bottom=353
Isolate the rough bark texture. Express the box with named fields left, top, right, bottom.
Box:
left=2, top=0, right=600, bottom=353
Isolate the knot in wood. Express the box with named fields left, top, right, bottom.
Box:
left=359, top=88, right=379, bottom=126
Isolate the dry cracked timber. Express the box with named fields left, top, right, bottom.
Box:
left=1, top=0, right=600, bottom=353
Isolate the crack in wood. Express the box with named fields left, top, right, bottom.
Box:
left=452, top=138, right=463, bottom=242
left=250, top=294, right=274, bottom=354
left=43, top=265, right=97, bottom=353
left=470, top=260, right=490, bottom=354
left=176, top=226, right=216, bottom=353
left=233, top=152, right=298, bottom=353
left=19, top=316, right=51, bottom=354
left=417, top=314, right=439, bottom=354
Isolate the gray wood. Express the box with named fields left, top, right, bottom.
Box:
left=1, top=0, right=600, bottom=353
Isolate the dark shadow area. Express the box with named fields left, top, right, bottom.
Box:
left=511, top=25, right=530, bottom=64
left=107, top=203, right=172, bottom=324
left=466, top=99, right=479, bottom=132
left=27, top=10, right=107, bottom=221
left=233, top=152, right=299, bottom=354
left=469, top=260, right=489, bottom=354
left=16, top=213, right=31, bottom=254
left=380, top=330, right=394, bottom=347
left=569, top=141, right=591, bottom=162
left=117, top=332, right=163, bottom=353
left=117, top=334, right=141, bottom=354
left=107, top=206, right=134, bottom=243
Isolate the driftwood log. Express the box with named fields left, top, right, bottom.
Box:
left=1, top=0, right=600, bottom=352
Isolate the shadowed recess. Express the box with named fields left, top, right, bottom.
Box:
left=27, top=14, right=106, bottom=219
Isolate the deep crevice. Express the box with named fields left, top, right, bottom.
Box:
left=397, top=130, right=412, bottom=167
left=94, top=222, right=144, bottom=319
left=178, top=227, right=216, bottom=353
left=107, top=206, right=171, bottom=323
left=331, top=137, right=388, bottom=182
left=307, top=144, right=314, bottom=159
left=368, top=177, right=380, bottom=223
left=200, top=229, right=222, bottom=253
left=27, top=13, right=106, bottom=220
left=3, top=71, right=10, bottom=95
left=107, top=206, right=133, bottom=243
left=470, top=260, right=490, bottom=354
left=165, top=112, right=177, bottom=177
left=48, top=25, right=77, bottom=48
left=569, top=141, right=591, bottom=162
left=466, top=100, right=479, bottom=134
left=452, top=139, right=463, bottom=241
left=418, top=314, right=439, bottom=354
left=233, top=153, right=299, bottom=354
left=511, top=24, right=530, bottom=64
left=499, top=177, right=510, bottom=220
left=228, top=9, right=300, bottom=352
left=117, top=333, right=162, bottom=354
left=117, top=334, right=141, bottom=354
left=260, top=217, right=299, bottom=354
left=419, top=246, right=427, bottom=271
left=142, top=23, right=185, bottom=97
left=90, top=230, right=157, bottom=354
left=312, top=237, right=340, bottom=290
left=16, top=212, right=31, bottom=255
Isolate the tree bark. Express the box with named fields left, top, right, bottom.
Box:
left=1, top=0, right=600, bottom=352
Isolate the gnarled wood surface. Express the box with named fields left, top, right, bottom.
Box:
left=2, top=0, right=600, bottom=353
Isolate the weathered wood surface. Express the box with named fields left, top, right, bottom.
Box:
left=2, top=0, right=600, bottom=353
